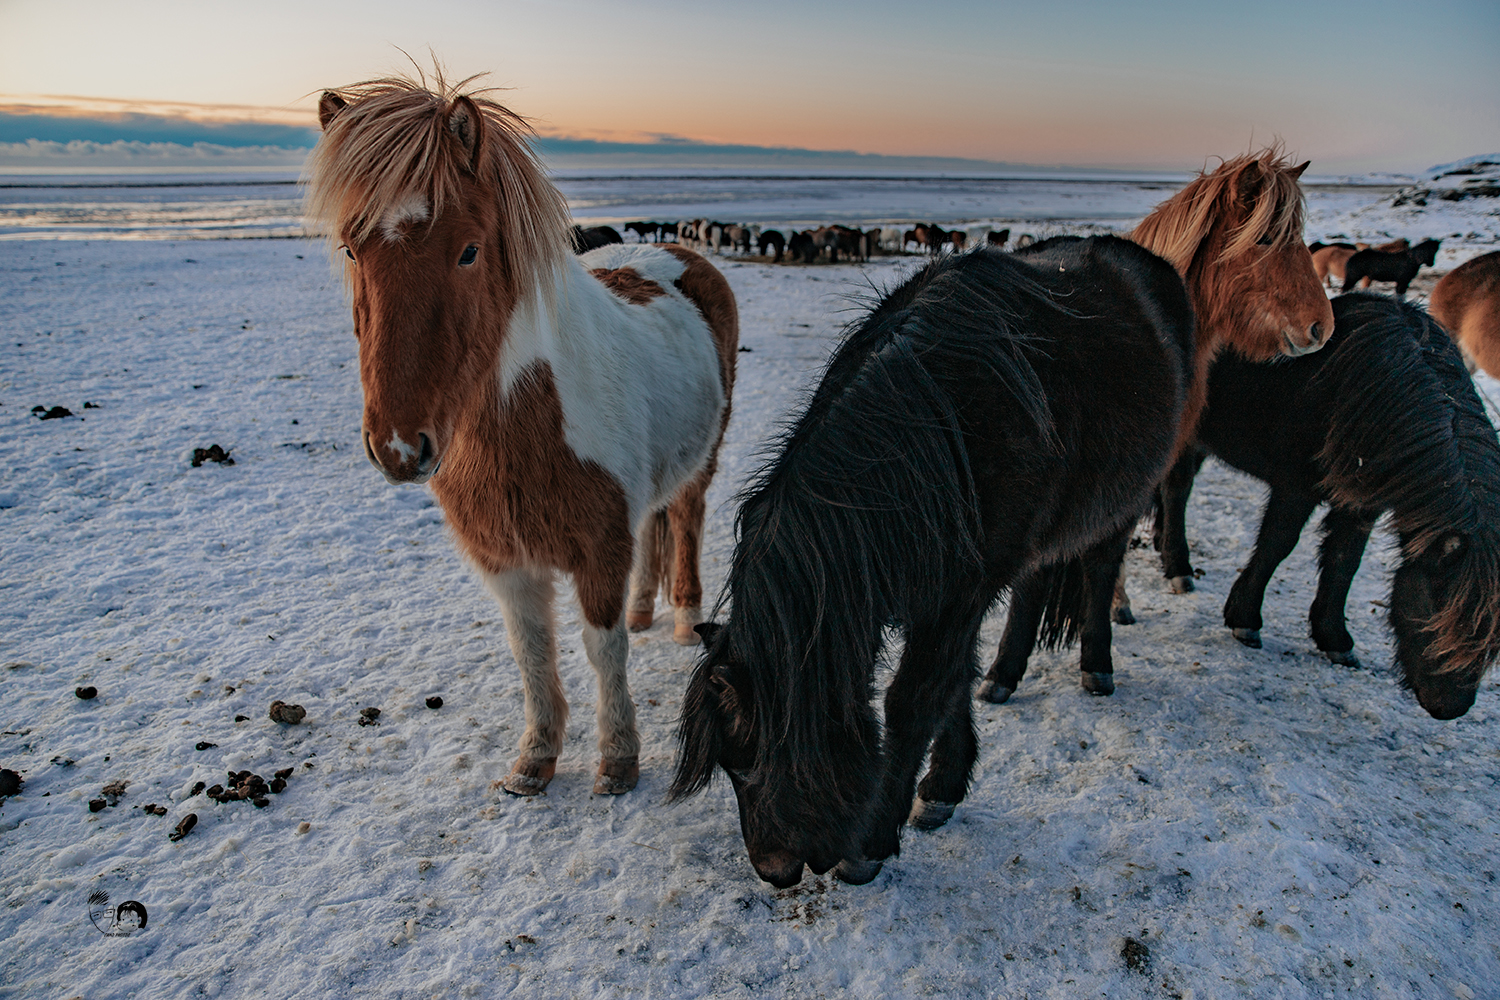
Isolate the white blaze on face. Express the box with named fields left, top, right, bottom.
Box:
left=380, top=193, right=429, bottom=243
left=385, top=430, right=418, bottom=463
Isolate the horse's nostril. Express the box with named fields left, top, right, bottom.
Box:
left=363, top=431, right=383, bottom=471
left=416, top=432, right=437, bottom=475
left=1309, top=321, right=1324, bottom=345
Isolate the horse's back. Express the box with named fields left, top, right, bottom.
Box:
left=1431, top=252, right=1500, bottom=377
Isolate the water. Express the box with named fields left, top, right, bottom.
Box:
left=0, top=170, right=1396, bottom=241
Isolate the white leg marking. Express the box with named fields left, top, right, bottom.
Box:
left=483, top=567, right=566, bottom=760
left=582, top=619, right=639, bottom=760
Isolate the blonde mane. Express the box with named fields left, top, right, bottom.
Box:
left=1130, top=147, right=1307, bottom=275
left=302, top=71, right=572, bottom=299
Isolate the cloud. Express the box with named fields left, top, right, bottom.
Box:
left=0, top=138, right=309, bottom=171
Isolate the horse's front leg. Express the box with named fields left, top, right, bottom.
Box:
left=839, top=593, right=989, bottom=884
left=484, top=567, right=566, bottom=796
left=1223, top=487, right=1320, bottom=648
left=1309, top=505, right=1376, bottom=666
left=1157, top=446, right=1207, bottom=592
left=576, top=562, right=641, bottom=795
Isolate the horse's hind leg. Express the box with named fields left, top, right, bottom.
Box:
left=484, top=567, right=566, bottom=796
left=666, top=469, right=713, bottom=645
left=977, top=572, right=1047, bottom=703
left=1158, top=447, right=1207, bottom=592
left=1223, top=487, right=1319, bottom=648
left=627, top=511, right=668, bottom=632
left=1076, top=528, right=1133, bottom=696
left=1309, top=506, right=1376, bottom=666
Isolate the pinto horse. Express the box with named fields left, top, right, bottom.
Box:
left=1154, top=293, right=1500, bottom=719
left=304, top=76, right=738, bottom=798
left=978, top=150, right=1334, bottom=705
left=1430, top=250, right=1500, bottom=378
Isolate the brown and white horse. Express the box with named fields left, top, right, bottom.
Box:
left=304, top=76, right=738, bottom=797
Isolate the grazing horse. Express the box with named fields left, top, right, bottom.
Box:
left=1429, top=251, right=1500, bottom=378
left=757, top=228, right=787, bottom=262
left=571, top=224, right=623, bottom=253
left=978, top=149, right=1334, bottom=705
left=1154, top=294, right=1500, bottom=719
left=672, top=236, right=1198, bottom=887
left=623, top=221, right=657, bottom=243
left=1343, top=238, right=1440, bottom=298
left=987, top=228, right=1011, bottom=249
left=304, top=76, right=738, bottom=797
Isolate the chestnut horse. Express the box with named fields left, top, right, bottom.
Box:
left=1430, top=251, right=1500, bottom=378
left=304, top=76, right=738, bottom=798
left=979, top=149, right=1334, bottom=704
left=672, top=150, right=1331, bottom=889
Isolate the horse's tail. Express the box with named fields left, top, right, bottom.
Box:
left=1035, top=559, right=1087, bottom=650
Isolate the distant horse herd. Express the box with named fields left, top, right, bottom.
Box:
left=580, top=219, right=1019, bottom=263
left=307, top=74, right=1500, bottom=889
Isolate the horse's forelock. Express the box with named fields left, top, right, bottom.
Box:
left=1131, top=147, right=1307, bottom=275
left=302, top=74, right=572, bottom=297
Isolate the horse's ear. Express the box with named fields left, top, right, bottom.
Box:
left=1290, top=160, right=1311, bottom=180
left=318, top=92, right=348, bottom=131
left=694, top=621, right=722, bottom=645
left=447, top=96, right=485, bottom=174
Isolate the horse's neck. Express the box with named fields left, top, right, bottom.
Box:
left=495, top=257, right=596, bottom=401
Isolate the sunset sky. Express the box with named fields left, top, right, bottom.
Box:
left=1, top=0, right=1496, bottom=173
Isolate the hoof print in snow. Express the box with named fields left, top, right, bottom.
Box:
left=191, top=444, right=234, bottom=468
left=268, top=701, right=306, bottom=725
left=1121, top=937, right=1151, bottom=973
left=357, top=706, right=382, bottom=727
left=33, top=405, right=73, bottom=420
left=0, top=769, right=22, bottom=797
left=75, top=686, right=98, bottom=700
left=169, top=813, right=198, bottom=842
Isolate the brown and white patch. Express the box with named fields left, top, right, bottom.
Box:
left=380, top=192, right=429, bottom=242
left=590, top=266, right=667, bottom=305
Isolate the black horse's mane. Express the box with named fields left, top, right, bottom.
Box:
left=674, top=249, right=1071, bottom=804
left=1312, top=292, right=1500, bottom=671
left=1313, top=293, right=1500, bottom=546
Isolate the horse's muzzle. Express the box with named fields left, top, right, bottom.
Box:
left=364, top=429, right=440, bottom=485
left=1282, top=321, right=1328, bottom=358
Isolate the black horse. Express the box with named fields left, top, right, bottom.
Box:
left=1152, top=293, right=1500, bottom=719
left=757, top=228, right=786, bottom=262
left=570, top=225, right=624, bottom=253
left=1343, top=238, right=1440, bottom=297
left=671, top=237, right=1194, bottom=888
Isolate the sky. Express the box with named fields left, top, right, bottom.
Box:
left=0, top=0, right=1496, bottom=173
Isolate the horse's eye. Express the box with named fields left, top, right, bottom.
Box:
left=343, top=246, right=356, bottom=261
left=459, top=245, right=478, bottom=266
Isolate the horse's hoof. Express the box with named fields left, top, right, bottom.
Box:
left=1231, top=628, right=1262, bottom=649
left=1112, top=606, right=1136, bottom=626
left=832, top=857, right=883, bottom=885
left=626, top=610, right=654, bottom=632
left=501, top=756, right=556, bottom=797
left=1325, top=649, right=1361, bottom=668
left=975, top=679, right=1014, bottom=704
left=908, top=797, right=956, bottom=831
left=1169, top=575, right=1195, bottom=594
left=1081, top=672, right=1115, bottom=696
left=592, top=756, right=639, bottom=795
left=672, top=606, right=703, bottom=646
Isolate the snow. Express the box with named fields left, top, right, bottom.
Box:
left=1, top=183, right=1498, bottom=999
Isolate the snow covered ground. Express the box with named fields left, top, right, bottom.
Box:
left=1, top=185, right=1498, bottom=999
